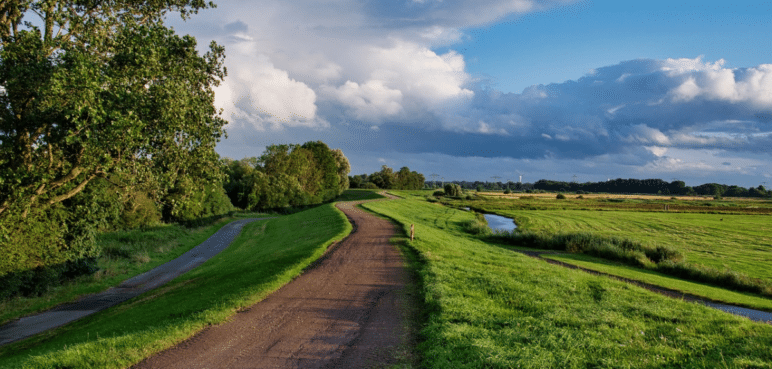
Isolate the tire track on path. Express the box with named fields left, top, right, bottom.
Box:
left=133, top=198, right=408, bottom=369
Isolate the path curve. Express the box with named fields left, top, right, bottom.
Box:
left=0, top=217, right=270, bottom=346
left=133, top=199, right=407, bottom=368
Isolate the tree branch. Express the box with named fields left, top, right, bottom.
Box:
left=46, top=173, right=96, bottom=206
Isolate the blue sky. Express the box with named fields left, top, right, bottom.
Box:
left=168, top=0, right=772, bottom=187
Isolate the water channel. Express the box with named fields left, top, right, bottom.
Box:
left=483, top=213, right=517, bottom=232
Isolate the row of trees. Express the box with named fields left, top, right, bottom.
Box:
left=349, top=165, right=425, bottom=190
left=434, top=178, right=771, bottom=198
left=222, top=142, right=350, bottom=210
left=532, top=179, right=771, bottom=198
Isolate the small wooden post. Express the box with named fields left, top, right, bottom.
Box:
left=410, top=224, right=415, bottom=241
left=664, top=204, right=669, bottom=211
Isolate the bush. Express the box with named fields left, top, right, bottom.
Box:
left=361, top=182, right=379, bottom=189
left=433, top=190, right=445, bottom=197
left=503, top=189, right=511, bottom=194
left=556, top=193, right=566, bottom=199
left=444, top=183, right=462, bottom=197
left=464, top=213, right=490, bottom=236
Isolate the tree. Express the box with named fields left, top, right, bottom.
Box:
left=0, top=1, right=227, bottom=292
left=0, top=1, right=226, bottom=219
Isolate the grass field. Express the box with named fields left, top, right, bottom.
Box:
left=363, top=196, right=772, bottom=368
left=0, top=204, right=351, bottom=368
left=541, top=253, right=772, bottom=312
left=498, top=210, right=772, bottom=284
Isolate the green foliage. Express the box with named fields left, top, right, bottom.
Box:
left=443, top=183, right=462, bottom=197
left=351, top=165, right=425, bottom=190
left=556, top=193, right=566, bottom=199
left=0, top=1, right=230, bottom=296
left=223, top=141, right=350, bottom=211
left=360, top=182, right=379, bottom=189
left=432, top=190, right=445, bottom=197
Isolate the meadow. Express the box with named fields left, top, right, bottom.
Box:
left=364, top=196, right=772, bottom=368
left=0, top=203, right=351, bottom=368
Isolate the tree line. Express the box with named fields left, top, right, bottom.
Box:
left=435, top=178, right=771, bottom=198
left=532, top=179, right=771, bottom=198
left=349, top=165, right=425, bottom=190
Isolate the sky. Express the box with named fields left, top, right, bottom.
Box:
left=167, top=0, right=772, bottom=187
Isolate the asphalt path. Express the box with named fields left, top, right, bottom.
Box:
left=0, top=217, right=271, bottom=346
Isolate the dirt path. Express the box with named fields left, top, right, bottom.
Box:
left=133, top=199, right=408, bottom=369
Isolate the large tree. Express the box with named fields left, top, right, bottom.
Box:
left=0, top=1, right=228, bottom=289
left=0, top=0, right=226, bottom=219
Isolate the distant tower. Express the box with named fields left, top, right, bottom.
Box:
left=519, top=175, right=522, bottom=183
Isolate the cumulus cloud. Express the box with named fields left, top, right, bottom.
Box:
left=665, top=57, right=772, bottom=107
left=216, top=55, right=323, bottom=130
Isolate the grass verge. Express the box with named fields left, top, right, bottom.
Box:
left=362, top=197, right=772, bottom=368
left=541, top=253, right=772, bottom=312
left=0, top=204, right=350, bottom=368
left=0, top=213, right=270, bottom=326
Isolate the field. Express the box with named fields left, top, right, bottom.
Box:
left=0, top=204, right=351, bottom=368
left=364, top=196, right=772, bottom=368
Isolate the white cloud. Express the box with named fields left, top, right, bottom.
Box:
left=217, top=55, right=323, bottom=130
left=664, top=57, right=772, bottom=108
left=322, top=80, right=403, bottom=120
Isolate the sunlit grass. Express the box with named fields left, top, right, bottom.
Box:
left=0, top=205, right=350, bottom=368
left=541, top=253, right=772, bottom=312
left=363, top=197, right=772, bottom=368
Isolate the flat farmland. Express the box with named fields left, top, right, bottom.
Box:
left=502, top=210, right=772, bottom=283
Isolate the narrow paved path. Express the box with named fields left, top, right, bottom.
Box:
left=0, top=217, right=269, bottom=346
left=133, top=200, right=407, bottom=369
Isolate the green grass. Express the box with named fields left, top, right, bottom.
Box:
left=0, top=204, right=351, bottom=368
left=499, top=210, right=772, bottom=284
left=335, top=189, right=387, bottom=201
left=0, top=213, right=271, bottom=326
left=363, top=197, right=772, bottom=368
left=541, top=253, right=772, bottom=312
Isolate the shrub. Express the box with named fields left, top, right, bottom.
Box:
left=556, top=193, right=566, bottom=199
left=433, top=190, right=445, bottom=197
left=576, top=195, right=584, bottom=199
left=464, top=213, right=490, bottom=236
left=444, top=183, right=462, bottom=197
left=503, top=189, right=511, bottom=194
left=361, top=182, right=379, bottom=189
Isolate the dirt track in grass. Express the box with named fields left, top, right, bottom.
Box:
left=133, top=198, right=409, bottom=368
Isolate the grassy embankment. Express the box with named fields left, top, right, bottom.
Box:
left=363, top=196, right=772, bottom=368
left=0, top=212, right=267, bottom=326
left=0, top=203, right=351, bottom=368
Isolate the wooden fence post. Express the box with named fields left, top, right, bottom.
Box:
left=410, top=224, right=415, bottom=241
